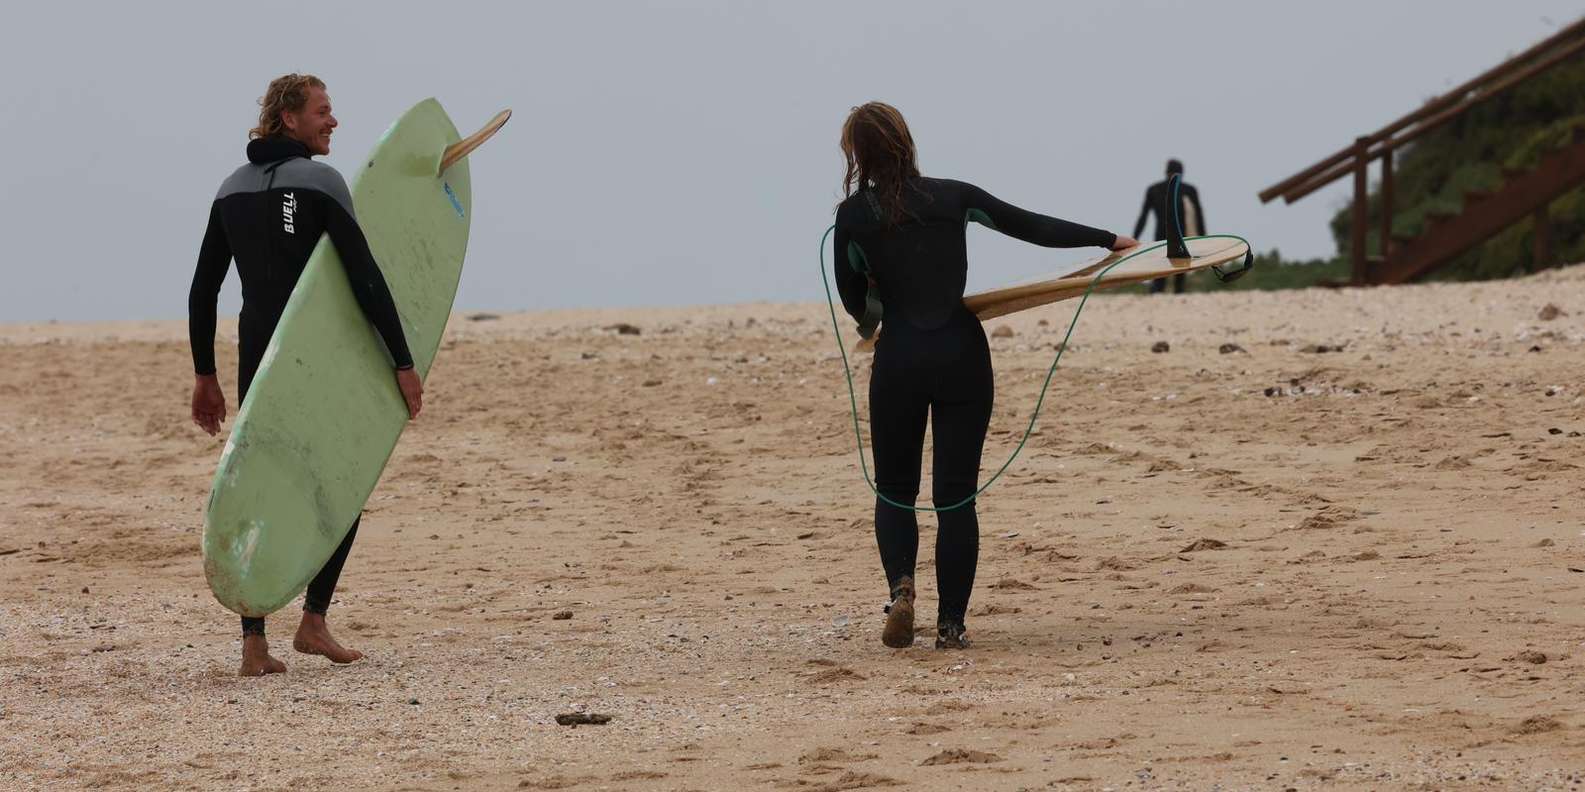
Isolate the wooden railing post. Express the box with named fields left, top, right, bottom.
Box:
left=1380, top=147, right=1395, bottom=262
left=1351, top=137, right=1370, bottom=285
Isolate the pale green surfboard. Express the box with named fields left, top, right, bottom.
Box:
left=203, top=99, right=508, bottom=617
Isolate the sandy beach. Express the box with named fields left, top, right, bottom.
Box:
left=4, top=268, right=1585, bottom=790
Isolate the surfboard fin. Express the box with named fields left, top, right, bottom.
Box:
left=1163, top=172, right=1253, bottom=281
left=439, top=109, right=512, bottom=175
left=1165, top=173, right=1191, bottom=261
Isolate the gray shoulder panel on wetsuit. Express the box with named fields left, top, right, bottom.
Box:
left=214, top=164, right=261, bottom=202
left=214, top=158, right=357, bottom=218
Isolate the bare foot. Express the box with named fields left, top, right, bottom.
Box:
left=293, top=612, right=364, bottom=664
left=239, top=635, right=287, bottom=677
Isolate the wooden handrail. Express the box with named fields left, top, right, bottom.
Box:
left=1276, top=31, right=1585, bottom=204
left=1259, top=15, right=1585, bottom=204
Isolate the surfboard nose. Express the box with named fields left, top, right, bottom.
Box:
left=203, top=490, right=327, bottom=617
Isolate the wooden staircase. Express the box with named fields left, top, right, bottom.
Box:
left=1260, top=16, right=1585, bottom=285
left=1370, top=126, right=1585, bottom=283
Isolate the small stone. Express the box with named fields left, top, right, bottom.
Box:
left=467, top=312, right=501, bottom=322
left=642, top=379, right=662, bottom=387
left=606, top=323, right=642, bottom=335
left=1514, top=714, right=1562, bottom=734
left=1515, top=650, right=1548, bottom=665
left=1538, top=303, right=1566, bottom=321
left=1218, top=343, right=1245, bottom=354
left=920, top=748, right=1003, bottom=766
left=991, top=325, right=1015, bottom=339
left=555, top=712, right=612, bottom=726
left=408, top=698, right=420, bottom=705
left=1151, top=341, right=1170, bottom=353
left=553, top=610, right=573, bottom=620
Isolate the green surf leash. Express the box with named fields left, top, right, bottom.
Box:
left=819, top=208, right=1252, bottom=514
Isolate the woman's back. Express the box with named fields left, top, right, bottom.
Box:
left=834, top=177, right=1116, bottom=332
left=836, top=177, right=977, bottom=330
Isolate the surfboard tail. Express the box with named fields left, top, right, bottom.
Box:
left=1166, top=173, right=1253, bottom=282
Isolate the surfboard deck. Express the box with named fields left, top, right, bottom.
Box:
left=853, top=236, right=1249, bottom=352
left=202, top=99, right=506, bottom=617
left=968, top=236, right=1249, bottom=319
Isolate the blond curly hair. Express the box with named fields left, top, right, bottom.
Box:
left=249, top=74, right=326, bottom=140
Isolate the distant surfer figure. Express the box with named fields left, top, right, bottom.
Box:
left=1133, top=159, right=1206, bottom=294
left=832, top=102, right=1135, bottom=649
left=188, top=74, right=424, bottom=676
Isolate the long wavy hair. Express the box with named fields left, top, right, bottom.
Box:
left=250, top=73, right=326, bottom=140
left=840, top=101, right=924, bottom=226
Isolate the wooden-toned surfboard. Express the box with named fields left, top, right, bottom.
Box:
left=853, top=236, right=1250, bottom=352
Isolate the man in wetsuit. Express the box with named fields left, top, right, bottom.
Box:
left=188, top=74, right=423, bottom=676
left=1133, top=159, right=1207, bottom=294
left=832, top=102, right=1134, bottom=649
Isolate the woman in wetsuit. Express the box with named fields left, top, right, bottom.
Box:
left=831, top=102, right=1135, bottom=649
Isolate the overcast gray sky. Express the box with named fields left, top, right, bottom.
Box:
left=0, top=1, right=1577, bottom=323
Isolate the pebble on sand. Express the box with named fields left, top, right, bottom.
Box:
left=1300, top=343, right=1345, bottom=353
left=920, top=749, right=1003, bottom=766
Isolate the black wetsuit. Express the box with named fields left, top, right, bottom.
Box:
left=188, top=137, right=414, bottom=636
left=1133, top=179, right=1206, bottom=294
left=833, top=177, right=1114, bottom=626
